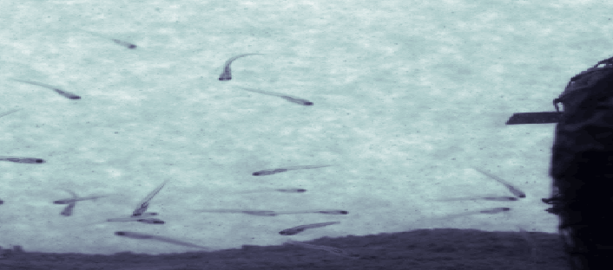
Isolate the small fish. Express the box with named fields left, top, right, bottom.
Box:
left=430, top=207, right=511, bottom=221
left=218, top=53, right=263, bottom=81
left=0, top=109, right=21, bottom=119
left=236, top=87, right=314, bottom=106
left=472, top=168, right=526, bottom=198
left=284, top=240, right=359, bottom=259
left=10, top=79, right=81, bottom=99
left=252, top=165, right=331, bottom=176
left=131, top=179, right=169, bottom=217
left=279, top=221, right=340, bottom=235
left=54, top=195, right=109, bottom=204
left=57, top=189, right=79, bottom=216
left=136, top=218, right=165, bottom=224
left=193, top=209, right=278, bottom=216
left=60, top=202, right=76, bottom=216
left=0, top=199, right=4, bottom=204
left=79, top=29, right=137, bottom=49
left=434, top=196, right=519, bottom=202
left=0, top=156, right=45, bottom=164
left=115, top=231, right=212, bottom=250
left=273, top=210, right=348, bottom=216
left=233, top=188, right=307, bottom=194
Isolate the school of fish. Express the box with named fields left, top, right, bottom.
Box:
left=0, top=34, right=536, bottom=259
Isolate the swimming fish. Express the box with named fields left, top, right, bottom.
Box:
left=10, top=79, right=81, bottom=99
left=114, top=231, right=212, bottom=250
left=194, top=209, right=348, bottom=216
left=472, top=168, right=526, bottom=198
left=233, top=188, right=307, bottom=194
left=252, top=165, right=331, bottom=176
left=236, top=87, right=314, bottom=106
left=0, top=156, right=45, bottom=164
left=60, top=202, right=76, bottom=216
left=58, top=189, right=78, bottom=216
left=284, top=240, right=360, bottom=259
left=279, top=221, right=340, bottom=235
left=136, top=218, right=165, bottom=224
left=271, top=210, right=348, bottom=216
left=131, top=179, right=169, bottom=217
left=107, top=212, right=158, bottom=222
left=54, top=195, right=109, bottom=204
left=79, top=29, right=137, bottom=49
left=218, top=53, right=263, bottom=81
left=0, top=109, right=21, bottom=119
left=429, top=207, right=511, bottom=221
left=0, top=199, right=3, bottom=204
left=434, top=196, right=519, bottom=202
left=193, top=209, right=278, bottom=216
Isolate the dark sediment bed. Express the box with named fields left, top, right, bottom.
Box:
left=0, top=228, right=569, bottom=270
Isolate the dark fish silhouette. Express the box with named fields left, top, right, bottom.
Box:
left=58, top=189, right=78, bottom=216
left=10, top=79, right=80, bottom=99
left=60, top=202, right=76, bottom=216
left=132, top=179, right=169, bottom=217
left=115, top=231, right=212, bottom=250
left=472, top=168, right=526, bottom=198
left=252, top=165, right=331, bottom=176
left=136, top=218, right=165, bottom=224
left=80, top=30, right=137, bottom=49
left=233, top=188, right=307, bottom=194
left=193, top=209, right=278, bottom=216
left=194, top=208, right=347, bottom=216
left=53, top=189, right=110, bottom=204
left=218, top=53, right=263, bottom=81
left=0, top=156, right=45, bottom=164
left=236, top=87, right=314, bottom=106
left=434, top=196, right=519, bottom=202
left=279, top=221, right=340, bottom=235
left=430, top=207, right=511, bottom=221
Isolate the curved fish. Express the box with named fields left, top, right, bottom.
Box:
left=115, top=231, right=212, bottom=250
left=60, top=202, right=76, bottom=216
left=10, top=79, right=80, bottom=100
left=0, top=156, right=45, bottom=164
left=58, top=189, right=78, bottom=216
left=279, top=221, right=340, bottom=235
left=218, top=53, right=263, bottom=81
left=252, top=165, right=331, bottom=176
left=236, top=87, right=314, bottom=106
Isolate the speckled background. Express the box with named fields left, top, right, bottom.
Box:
left=0, top=0, right=610, bottom=255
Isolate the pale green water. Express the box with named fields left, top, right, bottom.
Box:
left=0, top=0, right=609, bottom=255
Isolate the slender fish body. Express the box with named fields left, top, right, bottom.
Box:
left=218, top=54, right=263, bottom=81
left=472, top=168, right=526, bottom=198
left=10, top=79, right=80, bottom=100
left=279, top=221, right=340, bottom=235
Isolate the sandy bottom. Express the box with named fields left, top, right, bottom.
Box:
left=0, top=228, right=569, bottom=270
